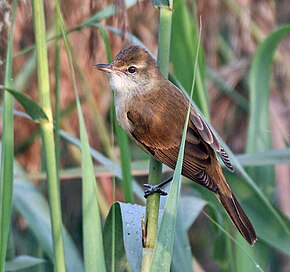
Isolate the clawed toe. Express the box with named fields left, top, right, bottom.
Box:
left=144, top=184, right=168, bottom=198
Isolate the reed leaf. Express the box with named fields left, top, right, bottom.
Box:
left=5, top=256, right=46, bottom=271
left=32, top=0, right=66, bottom=270
left=55, top=1, right=106, bottom=270
left=0, top=1, right=17, bottom=270
left=170, top=0, right=209, bottom=118
left=1, top=87, right=48, bottom=122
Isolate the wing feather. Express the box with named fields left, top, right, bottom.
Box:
left=190, top=111, right=234, bottom=172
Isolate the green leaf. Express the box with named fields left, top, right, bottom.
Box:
left=79, top=104, right=106, bottom=271
left=1, top=87, right=49, bottom=122
left=103, top=194, right=204, bottom=272
left=240, top=24, right=290, bottom=270
left=5, top=256, right=46, bottom=271
left=170, top=0, right=209, bottom=118
left=59, top=129, right=145, bottom=201
left=246, top=24, right=290, bottom=195
left=103, top=202, right=142, bottom=271
left=247, top=24, right=290, bottom=153
left=237, top=148, right=290, bottom=166
left=54, top=2, right=106, bottom=270
left=0, top=1, right=17, bottom=270
left=171, top=195, right=206, bottom=272
left=226, top=174, right=290, bottom=256
left=76, top=0, right=141, bottom=29
left=32, top=0, right=66, bottom=270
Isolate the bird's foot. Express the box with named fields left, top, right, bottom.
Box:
left=143, top=176, right=173, bottom=198
left=144, top=184, right=168, bottom=198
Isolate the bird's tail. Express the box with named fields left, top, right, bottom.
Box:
left=217, top=192, right=257, bottom=245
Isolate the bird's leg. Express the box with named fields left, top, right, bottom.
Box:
left=144, top=176, right=173, bottom=198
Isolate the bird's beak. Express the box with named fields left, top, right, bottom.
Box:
left=94, top=63, right=114, bottom=73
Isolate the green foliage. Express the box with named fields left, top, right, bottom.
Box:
left=32, top=0, right=66, bottom=270
left=1, top=88, right=48, bottom=122
left=239, top=24, right=290, bottom=272
left=11, top=153, right=84, bottom=271
left=5, top=256, right=46, bottom=271
left=0, top=1, right=17, bottom=271
left=55, top=1, right=106, bottom=270
left=170, top=0, right=209, bottom=118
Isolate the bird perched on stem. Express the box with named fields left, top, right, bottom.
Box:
left=95, top=45, right=257, bottom=245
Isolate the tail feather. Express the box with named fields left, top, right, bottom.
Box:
left=217, top=192, right=257, bottom=245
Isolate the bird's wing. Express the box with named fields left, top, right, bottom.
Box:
left=190, top=109, right=234, bottom=172
left=127, top=108, right=219, bottom=192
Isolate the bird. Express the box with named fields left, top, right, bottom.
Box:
left=95, top=45, right=257, bottom=245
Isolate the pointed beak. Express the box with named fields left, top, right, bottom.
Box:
left=94, top=63, right=114, bottom=73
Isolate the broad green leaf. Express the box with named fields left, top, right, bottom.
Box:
left=103, top=202, right=143, bottom=271
left=79, top=103, right=106, bottom=271
left=247, top=25, right=290, bottom=153
left=104, top=193, right=204, bottom=272
left=241, top=24, right=290, bottom=270
left=5, top=256, right=46, bottom=271
left=247, top=24, right=290, bottom=195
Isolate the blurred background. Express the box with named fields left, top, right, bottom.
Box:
left=1, top=0, right=290, bottom=271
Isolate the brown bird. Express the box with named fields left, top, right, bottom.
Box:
left=95, top=45, right=257, bottom=245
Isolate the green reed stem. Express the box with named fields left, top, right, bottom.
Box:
left=0, top=1, right=17, bottom=271
left=141, top=3, right=173, bottom=271
left=32, top=0, right=66, bottom=271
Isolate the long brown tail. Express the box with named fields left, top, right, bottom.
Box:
left=217, top=192, right=257, bottom=245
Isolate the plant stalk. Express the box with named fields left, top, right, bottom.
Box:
left=32, top=0, right=66, bottom=271
left=141, top=4, right=173, bottom=271
left=0, top=1, right=17, bottom=271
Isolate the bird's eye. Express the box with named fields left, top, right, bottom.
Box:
left=128, top=66, right=136, bottom=74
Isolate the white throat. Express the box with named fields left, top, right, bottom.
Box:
left=109, top=73, right=139, bottom=133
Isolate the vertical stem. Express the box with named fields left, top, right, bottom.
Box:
left=54, top=3, right=61, bottom=181
left=32, top=0, right=66, bottom=271
left=144, top=161, right=162, bottom=248
left=141, top=5, right=173, bottom=271
left=115, top=121, right=133, bottom=203
left=0, top=1, right=17, bottom=271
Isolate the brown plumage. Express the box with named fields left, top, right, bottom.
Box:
left=96, top=45, right=257, bottom=245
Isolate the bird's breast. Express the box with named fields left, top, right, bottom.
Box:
left=114, top=92, right=133, bottom=134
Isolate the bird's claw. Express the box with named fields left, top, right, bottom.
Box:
left=144, top=184, right=168, bottom=198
